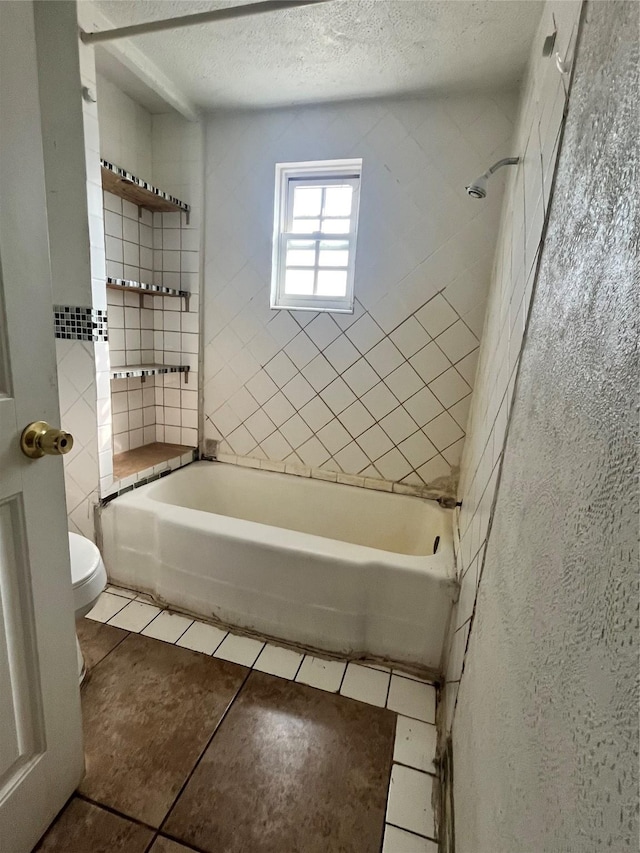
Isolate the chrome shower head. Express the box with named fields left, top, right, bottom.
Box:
left=465, top=157, right=519, bottom=199
left=465, top=175, right=488, bottom=198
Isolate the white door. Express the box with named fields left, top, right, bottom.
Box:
left=0, top=3, right=85, bottom=851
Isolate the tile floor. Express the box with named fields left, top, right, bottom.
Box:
left=35, top=587, right=439, bottom=852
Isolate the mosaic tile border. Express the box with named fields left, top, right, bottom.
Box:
left=101, top=160, right=190, bottom=214
left=54, top=305, right=107, bottom=342
left=106, top=276, right=189, bottom=299
left=110, top=364, right=190, bottom=381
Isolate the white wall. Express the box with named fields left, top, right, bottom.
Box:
left=96, top=74, right=152, bottom=180
left=442, top=0, right=583, bottom=720
left=203, top=92, right=518, bottom=493
left=451, top=3, right=638, bottom=848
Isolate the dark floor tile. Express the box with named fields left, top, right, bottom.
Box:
left=150, top=837, right=199, bottom=852
left=164, top=670, right=396, bottom=853
left=35, top=797, right=153, bottom=852
left=77, top=617, right=128, bottom=671
left=79, top=633, right=248, bottom=827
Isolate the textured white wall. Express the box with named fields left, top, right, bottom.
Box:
left=451, top=2, right=639, bottom=850
left=203, top=93, right=518, bottom=492
left=442, top=0, right=583, bottom=720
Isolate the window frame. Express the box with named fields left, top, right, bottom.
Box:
left=270, top=159, right=362, bottom=313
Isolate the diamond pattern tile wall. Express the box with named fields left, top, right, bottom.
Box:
left=204, top=93, right=517, bottom=490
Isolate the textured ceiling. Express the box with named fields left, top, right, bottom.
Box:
left=90, top=0, right=543, bottom=111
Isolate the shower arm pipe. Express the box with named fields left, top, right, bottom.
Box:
left=80, top=0, right=335, bottom=44
left=484, top=157, right=520, bottom=177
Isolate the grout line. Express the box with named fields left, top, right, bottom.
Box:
left=384, top=820, right=439, bottom=844
left=158, top=665, right=255, bottom=835
left=383, top=671, right=393, bottom=708
left=83, top=627, right=131, bottom=675
left=292, top=652, right=306, bottom=681
left=337, top=659, right=349, bottom=694
left=454, top=615, right=472, bottom=634
left=152, top=829, right=212, bottom=853
left=379, top=714, right=399, bottom=853
left=391, top=758, right=438, bottom=779
left=106, top=586, right=138, bottom=599
left=207, top=629, right=228, bottom=657
left=75, top=793, right=158, bottom=834
left=142, top=833, right=158, bottom=853
left=32, top=793, right=76, bottom=851
left=174, top=618, right=195, bottom=644
left=391, top=669, right=437, bottom=686
left=97, top=595, right=131, bottom=623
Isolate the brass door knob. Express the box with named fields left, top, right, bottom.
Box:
left=20, top=421, right=74, bottom=459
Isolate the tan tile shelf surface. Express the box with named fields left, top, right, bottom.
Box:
left=101, top=160, right=190, bottom=216
left=112, top=442, right=194, bottom=480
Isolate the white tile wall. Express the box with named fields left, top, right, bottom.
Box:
left=150, top=114, right=203, bottom=452
left=97, top=75, right=152, bottom=180
left=442, top=0, right=583, bottom=732
left=104, top=195, right=199, bottom=454
left=56, top=339, right=101, bottom=541
left=95, top=75, right=204, bottom=484
left=204, top=93, right=518, bottom=491
left=50, top=29, right=109, bottom=541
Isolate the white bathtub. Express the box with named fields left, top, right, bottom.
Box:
left=101, top=461, right=457, bottom=672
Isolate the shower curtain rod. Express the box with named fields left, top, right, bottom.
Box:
left=80, top=0, right=334, bottom=44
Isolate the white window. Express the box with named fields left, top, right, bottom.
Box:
left=271, top=159, right=362, bottom=313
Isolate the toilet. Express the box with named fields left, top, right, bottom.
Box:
left=68, top=531, right=107, bottom=683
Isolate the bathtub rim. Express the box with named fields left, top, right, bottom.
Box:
left=108, top=460, right=456, bottom=576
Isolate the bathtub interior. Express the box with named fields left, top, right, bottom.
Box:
left=146, top=462, right=449, bottom=556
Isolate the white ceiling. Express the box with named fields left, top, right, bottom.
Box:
left=88, top=0, right=543, bottom=113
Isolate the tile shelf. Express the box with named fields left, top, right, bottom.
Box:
left=110, top=364, right=190, bottom=383
left=107, top=276, right=190, bottom=310
left=101, top=160, right=190, bottom=219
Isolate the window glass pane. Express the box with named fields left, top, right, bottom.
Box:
left=320, top=218, right=351, bottom=234
left=286, top=240, right=316, bottom=267
left=292, top=186, right=322, bottom=218
left=316, top=270, right=347, bottom=297
left=284, top=269, right=315, bottom=295
left=291, top=218, right=320, bottom=234
left=324, top=185, right=353, bottom=217
left=318, top=241, right=349, bottom=268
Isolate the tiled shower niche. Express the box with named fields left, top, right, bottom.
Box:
left=103, top=184, right=199, bottom=485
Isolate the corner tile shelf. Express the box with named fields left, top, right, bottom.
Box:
left=107, top=276, right=189, bottom=310
left=110, top=364, right=190, bottom=383
left=101, top=160, right=190, bottom=219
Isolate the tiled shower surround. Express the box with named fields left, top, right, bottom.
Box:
left=442, top=0, right=583, bottom=730
left=104, top=191, right=199, bottom=453
left=204, top=92, right=517, bottom=494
